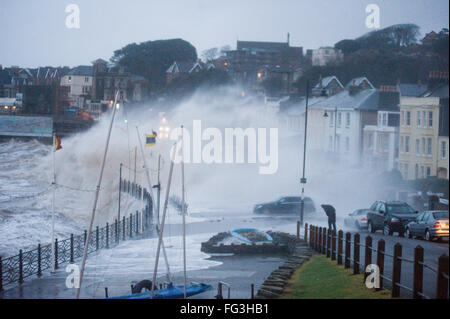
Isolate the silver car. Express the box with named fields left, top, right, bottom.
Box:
left=405, top=211, right=449, bottom=241
left=344, top=209, right=371, bottom=230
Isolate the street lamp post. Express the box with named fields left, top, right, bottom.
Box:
left=299, top=80, right=309, bottom=226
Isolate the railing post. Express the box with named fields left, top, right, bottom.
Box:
left=115, top=219, right=119, bottom=244
left=436, top=254, right=449, bottom=299
left=331, top=230, right=336, bottom=261
left=344, top=232, right=351, bottom=268
left=309, top=224, right=312, bottom=247
left=364, top=236, right=372, bottom=280
left=353, top=233, right=360, bottom=274
left=123, top=216, right=126, bottom=240
left=0, top=256, right=3, bottom=291
left=321, top=228, right=326, bottom=254
left=106, top=223, right=109, bottom=249
left=96, top=226, right=99, bottom=251
left=297, top=221, right=300, bottom=239
left=392, top=243, right=402, bottom=298
left=318, top=227, right=323, bottom=252
left=136, top=211, right=139, bottom=234
left=19, top=249, right=23, bottom=284
left=326, top=229, right=331, bottom=258
left=55, top=238, right=59, bottom=269
left=70, top=234, right=74, bottom=263
left=376, top=239, right=385, bottom=291
left=304, top=223, right=308, bottom=242
left=130, top=214, right=133, bottom=238
left=251, top=283, right=254, bottom=299
left=337, top=230, right=343, bottom=265
left=413, top=245, right=423, bottom=299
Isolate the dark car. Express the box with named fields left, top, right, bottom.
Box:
left=253, top=196, right=315, bottom=215
left=367, top=200, right=418, bottom=236
left=405, top=211, right=449, bottom=241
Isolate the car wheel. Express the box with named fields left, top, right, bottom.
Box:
left=383, top=224, right=392, bottom=236
left=425, top=230, right=433, bottom=242
left=405, top=228, right=412, bottom=239
left=368, top=222, right=376, bottom=233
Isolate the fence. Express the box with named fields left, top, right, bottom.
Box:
left=303, top=223, right=449, bottom=299
left=0, top=181, right=153, bottom=291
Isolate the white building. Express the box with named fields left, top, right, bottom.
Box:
left=60, top=66, right=93, bottom=107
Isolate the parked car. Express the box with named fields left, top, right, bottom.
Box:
left=344, top=209, right=372, bottom=229
left=405, top=211, right=449, bottom=241
left=253, top=196, right=315, bottom=215
left=367, top=200, right=418, bottom=236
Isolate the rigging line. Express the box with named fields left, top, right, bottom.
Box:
left=0, top=185, right=53, bottom=202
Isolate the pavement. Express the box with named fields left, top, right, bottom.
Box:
left=1, top=211, right=447, bottom=299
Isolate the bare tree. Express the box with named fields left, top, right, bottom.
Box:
left=201, top=47, right=219, bottom=62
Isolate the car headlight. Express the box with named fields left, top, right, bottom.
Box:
left=391, top=217, right=400, bottom=223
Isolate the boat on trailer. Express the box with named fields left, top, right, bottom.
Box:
left=109, top=283, right=212, bottom=299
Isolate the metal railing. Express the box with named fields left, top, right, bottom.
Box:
left=0, top=182, right=153, bottom=291
left=302, top=223, right=449, bottom=299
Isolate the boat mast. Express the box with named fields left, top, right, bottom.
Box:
left=136, top=126, right=171, bottom=282
left=151, top=142, right=177, bottom=298
left=75, top=90, right=120, bottom=299
left=181, top=125, right=187, bottom=299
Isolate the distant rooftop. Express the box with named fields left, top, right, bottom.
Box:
left=397, top=83, right=429, bottom=97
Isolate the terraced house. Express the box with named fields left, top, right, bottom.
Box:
left=398, top=84, right=449, bottom=180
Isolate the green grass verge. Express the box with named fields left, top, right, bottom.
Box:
left=280, top=255, right=392, bottom=299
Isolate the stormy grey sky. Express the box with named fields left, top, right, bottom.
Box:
left=0, top=0, right=448, bottom=68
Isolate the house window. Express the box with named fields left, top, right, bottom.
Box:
left=423, top=111, right=426, bottom=127
left=417, top=111, right=421, bottom=127
left=404, top=163, right=409, bottom=179
left=346, top=113, right=350, bottom=127
left=345, top=137, right=350, bottom=152
left=427, top=138, right=432, bottom=155
left=337, top=113, right=342, bottom=127
left=415, top=164, right=419, bottom=179
left=420, top=166, right=424, bottom=178
left=442, top=141, right=447, bottom=159
left=405, top=136, right=410, bottom=153
left=401, top=111, right=404, bottom=126
left=416, top=139, right=420, bottom=155
left=422, top=137, right=425, bottom=154
left=368, top=133, right=373, bottom=149
left=426, top=166, right=431, bottom=177
left=68, top=76, right=72, bottom=83
left=330, top=112, right=334, bottom=126
left=336, top=135, right=340, bottom=152
left=85, top=77, right=89, bottom=83
left=406, top=111, right=411, bottom=126
left=428, top=111, right=433, bottom=127
left=400, top=136, right=404, bottom=152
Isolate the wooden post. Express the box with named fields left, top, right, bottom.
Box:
left=130, top=214, right=133, bottom=238
left=19, top=249, right=23, bottom=284
left=364, top=236, right=372, bottom=280
left=115, top=219, right=118, bottom=244
left=297, top=221, right=300, bottom=239
left=318, top=227, right=323, bottom=252
left=123, top=216, right=126, bottom=240
left=55, top=238, right=59, bottom=269
left=376, top=239, right=385, bottom=291
left=413, top=245, right=423, bottom=299
left=70, top=234, right=74, bottom=263
left=251, top=284, right=254, bottom=299
left=353, top=233, right=360, bottom=274
left=322, top=228, right=327, bottom=254
left=309, top=225, right=312, bottom=247
left=96, top=226, right=99, bottom=251
left=37, top=244, right=42, bottom=277
left=106, top=223, right=109, bottom=249
left=0, top=256, right=3, bottom=291
left=344, top=232, right=351, bottom=268
left=337, top=230, right=343, bottom=265
left=436, top=254, right=449, bottom=299
left=392, top=243, right=402, bottom=298
left=105, top=287, right=109, bottom=298
left=304, top=223, right=308, bottom=242
left=331, top=230, right=336, bottom=261
left=326, top=229, right=331, bottom=258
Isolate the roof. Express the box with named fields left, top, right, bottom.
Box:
left=397, top=83, right=429, bottom=97
left=313, top=76, right=344, bottom=90
left=0, top=69, right=12, bottom=85
left=345, top=77, right=375, bottom=89
left=422, top=84, right=449, bottom=98
left=92, top=58, right=108, bottom=64
left=166, top=61, right=201, bottom=74
left=67, top=65, right=93, bottom=76
left=237, top=41, right=288, bottom=52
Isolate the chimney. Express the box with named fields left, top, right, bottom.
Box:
left=0, top=64, right=2, bottom=71
left=287, top=32, right=290, bottom=46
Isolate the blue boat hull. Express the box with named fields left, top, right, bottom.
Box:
left=108, top=283, right=212, bottom=299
